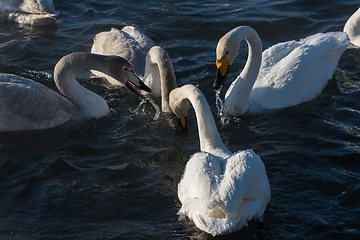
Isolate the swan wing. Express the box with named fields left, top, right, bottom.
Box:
left=92, top=27, right=156, bottom=78
left=0, top=74, right=75, bottom=131
left=178, top=150, right=270, bottom=236
left=207, top=149, right=270, bottom=213
left=0, top=0, right=57, bottom=25
left=178, top=152, right=223, bottom=217
left=250, top=32, right=349, bottom=109
left=121, top=26, right=156, bottom=50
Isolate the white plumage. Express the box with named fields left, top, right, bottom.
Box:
left=170, top=85, right=271, bottom=236
left=344, top=8, right=360, bottom=47
left=214, top=26, right=349, bottom=116
left=0, top=0, right=58, bottom=25
left=0, top=52, right=149, bottom=132
left=91, top=26, right=177, bottom=112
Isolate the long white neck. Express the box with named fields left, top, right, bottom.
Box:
left=172, top=85, right=231, bottom=158
left=54, top=52, right=110, bottom=119
left=143, top=46, right=176, bottom=112
left=224, top=26, right=262, bottom=116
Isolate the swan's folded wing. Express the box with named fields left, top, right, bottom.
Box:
left=92, top=27, right=156, bottom=78
left=251, top=32, right=349, bottom=109
left=92, top=29, right=133, bottom=59
left=205, top=150, right=270, bottom=217
left=121, top=26, right=156, bottom=50
left=260, top=40, right=301, bottom=70
left=0, top=75, right=74, bottom=131
left=178, top=152, right=222, bottom=215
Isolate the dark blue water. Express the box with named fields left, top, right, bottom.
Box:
left=0, top=0, right=359, bottom=239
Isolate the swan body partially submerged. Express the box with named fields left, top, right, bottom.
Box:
left=0, top=0, right=58, bottom=25
left=214, top=26, right=349, bottom=116
left=91, top=26, right=177, bottom=112
left=170, top=85, right=271, bottom=236
left=0, top=52, right=150, bottom=132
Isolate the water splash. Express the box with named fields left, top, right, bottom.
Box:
left=131, top=98, right=147, bottom=116
left=215, top=90, right=230, bottom=126
left=24, top=70, right=53, bottom=80
left=147, top=97, right=161, bottom=121
left=131, top=97, right=160, bottom=121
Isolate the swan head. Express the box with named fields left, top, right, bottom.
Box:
left=56, top=53, right=151, bottom=100
left=169, top=87, right=191, bottom=131
left=106, top=56, right=152, bottom=99
left=213, top=27, right=242, bottom=90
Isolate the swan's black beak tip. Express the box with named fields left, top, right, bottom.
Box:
left=139, top=80, right=151, bottom=93
left=125, top=80, right=151, bottom=99
left=213, top=68, right=227, bottom=90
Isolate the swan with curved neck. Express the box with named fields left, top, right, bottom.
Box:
left=344, top=8, right=360, bottom=47
left=0, top=52, right=150, bottom=132
left=214, top=26, right=349, bottom=116
left=91, top=26, right=177, bottom=112
left=170, top=84, right=271, bottom=236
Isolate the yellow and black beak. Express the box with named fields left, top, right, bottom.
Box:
left=178, top=117, right=188, bottom=131
left=213, top=55, right=230, bottom=90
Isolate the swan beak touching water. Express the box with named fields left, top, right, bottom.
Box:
left=214, top=54, right=230, bottom=90
left=124, top=69, right=151, bottom=99
left=178, top=116, right=188, bottom=131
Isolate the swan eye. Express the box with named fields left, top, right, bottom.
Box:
left=123, top=67, right=128, bottom=71
left=226, top=50, right=229, bottom=55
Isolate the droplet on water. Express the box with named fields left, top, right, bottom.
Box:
left=215, top=90, right=230, bottom=126
left=147, top=97, right=161, bottom=121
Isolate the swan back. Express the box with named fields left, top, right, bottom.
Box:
left=344, top=8, right=360, bottom=46
left=0, top=73, right=76, bottom=131
left=249, top=31, right=349, bottom=109
left=91, top=26, right=177, bottom=113
left=0, top=0, right=58, bottom=25
left=91, top=27, right=156, bottom=81
left=22, top=0, right=55, bottom=14
left=0, top=0, right=55, bottom=14
left=178, top=149, right=271, bottom=235
left=170, top=85, right=231, bottom=158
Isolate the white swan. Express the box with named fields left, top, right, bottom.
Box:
left=91, top=26, right=177, bottom=112
left=0, top=52, right=151, bottom=132
left=214, top=26, right=350, bottom=116
left=170, top=84, right=271, bottom=236
left=344, top=8, right=360, bottom=47
left=0, top=0, right=58, bottom=25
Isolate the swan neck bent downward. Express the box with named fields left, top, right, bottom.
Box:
left=236, top=26, right=262, bottom=83
left=54, top=52, right=148, bottom=120
left=219, top=26, right=262, bottom=116
left=143, top=46, right=177, bottom=112
left=170, top=85, right=231, bottom=158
